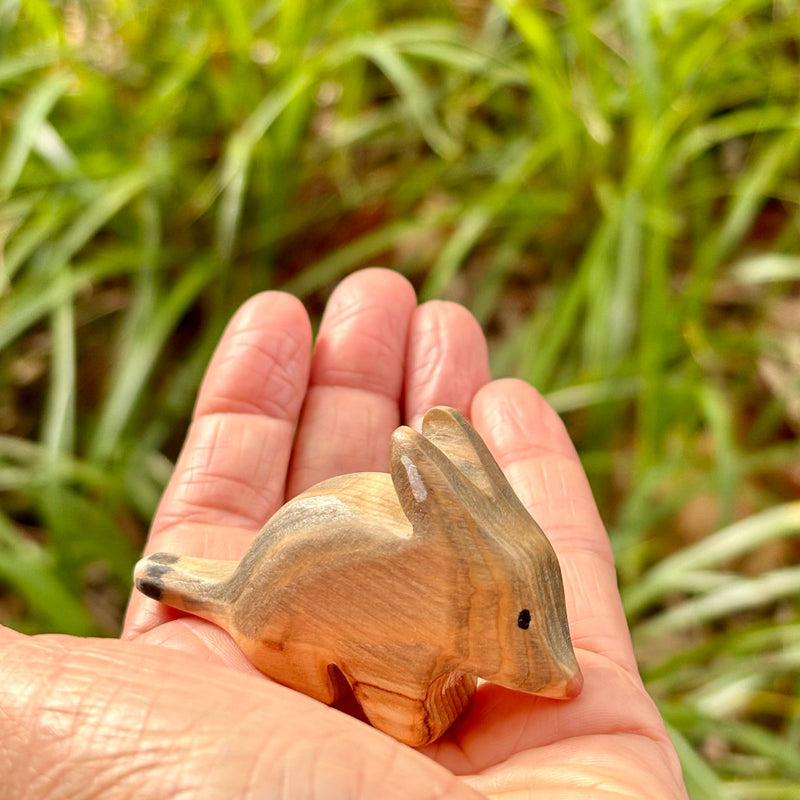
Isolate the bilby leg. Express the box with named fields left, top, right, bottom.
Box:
left=350, top=681, right=433, bottom=746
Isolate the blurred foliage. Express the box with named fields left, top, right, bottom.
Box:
left=1, top=0, right=800, bottom=795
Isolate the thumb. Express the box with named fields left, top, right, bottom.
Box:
left=0, top=627, right=483, bottom=800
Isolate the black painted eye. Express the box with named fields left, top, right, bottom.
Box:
left=517, top=609, right=531, bottom=630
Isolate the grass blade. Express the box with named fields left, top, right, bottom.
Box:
left=730, top=253, right=800, bottom=284
left=625, top=502, right=800, bottom=616
left=282, top=218, right=439, bottom=297
left=41, top=272, right=76, bottom=458
left=0, top=48, right=59, bottom=85
left=634, top=566, right=800, bottom=641
left=663, top=721, right=726, bottom=800
left=620, top=0, right=661, bottom=117
left=0, top=510, right=96, bottom=635
left=0, top=260, right=139, bottom=353
left=421, top=137, right=558, bottom=299
left=353, top=35, right=458, bottom=159
left=0, top=72, right=71, bottom=200
left=89, top=260, right=220, bottom=462
left=687, top=106, right=800, bottom=313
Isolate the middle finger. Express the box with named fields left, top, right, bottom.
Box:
left=286, top=268, right=417, bottom=496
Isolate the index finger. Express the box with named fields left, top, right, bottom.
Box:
left=149, top=291, right=312, bottom=546
left=124, top=292, right=312, bottom=635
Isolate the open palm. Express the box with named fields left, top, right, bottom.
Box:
left=1, top=269, right=687, bottom=799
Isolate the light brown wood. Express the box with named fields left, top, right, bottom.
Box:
left=134, top=407, right=582, bottom=746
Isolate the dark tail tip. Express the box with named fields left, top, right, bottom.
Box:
left=133, top=553, right=180, bottom=602
left=135, top=574, right=164, bottom=602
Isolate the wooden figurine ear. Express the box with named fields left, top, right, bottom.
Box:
left=420, top=407, right=523, bottom=510
left=390, top=425, right=483, bottom=533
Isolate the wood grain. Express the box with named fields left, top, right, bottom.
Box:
left=134, top=407, right=582, bottom=746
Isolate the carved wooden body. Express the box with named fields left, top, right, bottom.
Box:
left=135, top=407, right=582, bottom=745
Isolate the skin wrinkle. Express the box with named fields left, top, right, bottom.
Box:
left=498, top=438, right=583, bottom=469
left=144, top=522, right=258, bottom=563
left=436, top=657, right=671, bottom=780
left=248, top=713, right=319, bottom=800
left=81, top=760, right=185, bottom=800
left=324, top=388, right=393, bottom=460
left=194, top=293, right=311, bottom=421
left=36, top=646, right=210, bottom=797
left=312, top=351, right=405, bottom=397
left=502, top=696, right=539, bottom=771
left=553, top=458, right=569, bottom=504
left=287, top=386, right=400, bottom=495
left=570, top=632, right=628, bottom=663
left=404, top=302, right=490, bottom=423
left=477, top=398, right=605, bottom=546
left=243, top=741, right=283, bottom=800
left=307, top=739, right=348, bottom=799
left=205, top=420, right=275, bottom=500
left=245, top=685, right=478, bottom=800
left=135, top=618, right=252, bottom=668
left=3, top=650, right=51, bottom=797
left=311, top=280, right=415, bottom=398
left=320, top=269, right=416, bottom=330
left=148, top=513, right=259, bottom=549
left=572, top=660, right=664, bottom=743
left=202, top=351, right=297, bottom=418
left=15, top=649, right=104, bottom=799
left=199, top=335, right=308, bottom=420
left=306, top=729, right=468, bottom=800
left=306, top=376, right=402, bottom=408
left=476, top=386, right=575, bottom=458
left=562, top=553, right=618, bottom=611
left=522, top=499, right=607, bottom=554
left=305, top=720, right=383, bottom=797
left=561, top=559, right=635, bottom=674
left=403, top=302, right=489, bottom=431
left=502, top=459, right=613, bottom=566
left=206, top=701, right=294, bottom=798
left=161, top=414, right=292, bottom=529
left=87, top=729, right=200, bottom=796
left=556, top=531, right=618, bottom=584
left=470, top=758, right=669, bottom=800
left=406, top=359, right=472, bottom=418
left=505, top=456, right=594, bottom=514
left=167, top=481, right=267, bottom=530
left=488, top=732, right=682, bottom=797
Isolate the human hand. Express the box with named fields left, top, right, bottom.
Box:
left=0, top=268, right=688, bottom=799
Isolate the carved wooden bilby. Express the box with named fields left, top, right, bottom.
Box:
left=134, top=407, right=582, bottom=746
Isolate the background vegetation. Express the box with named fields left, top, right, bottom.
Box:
left=2, top=0, right=799, bottom=796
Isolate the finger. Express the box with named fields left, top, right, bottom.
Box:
left=404, top=301, right=491, bottom=430
left=470, top=379, right=637, bottom=674
left=149, top=291, right=312, bottom=546
left=124, top=293, right=311, bottom=636
left=422, top=380, right=679, bottom=777
left=1, top=632, right=484, bottom=800
left=287, top=268, right=417, bottom=496
left=432, top=649, right=680, bottom=780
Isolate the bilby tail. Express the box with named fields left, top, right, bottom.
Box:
left=134, top=552, right=237, bottom=628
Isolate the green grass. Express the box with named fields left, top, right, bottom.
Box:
left=1, top=1, right=799, bottom=796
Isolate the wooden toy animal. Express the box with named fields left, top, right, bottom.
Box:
left=134, top=407, right=582, bottom=746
